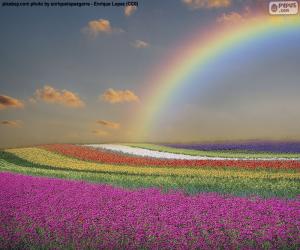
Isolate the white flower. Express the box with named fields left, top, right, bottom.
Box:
left=83, top=144, right=298, bottom=161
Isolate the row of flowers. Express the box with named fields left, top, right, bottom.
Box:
left=5, top=147, right=300, bottom=180
left=86, top=144, right=211, bottom=160
left=1, top=154, right=298, bottom=198
left=163, top=141, right=300, bottom=153
left=0, top=172, right=299, bottom=249
left=42, top=144, right=300, bottom=170
left=125, top=143, right=300, bottom=159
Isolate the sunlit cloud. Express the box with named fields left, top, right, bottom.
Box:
left=132, top=40, right=149, bottom=48
left=91, top=129, right=109, bottom=137
left=0, top=95, right=24, bottom=110
left=33, top=85, right=85, bottom=108
left=96, top=119, right=120, bottom=129
left=124, top=6, right=137, bottom=16
left=217, top=7, right=251, bottom=24
left=101, top=88, right=140, bottom=104
left=0, top=120, right=22, bottom=128
left=182, top=0, right=231, bottom=9
left=82, top=19, right=124, bottom=37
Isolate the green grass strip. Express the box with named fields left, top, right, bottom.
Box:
left=124, top=143, right=300, bottom=159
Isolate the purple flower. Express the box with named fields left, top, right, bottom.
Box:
left=0, top=172, right=299, bottom=249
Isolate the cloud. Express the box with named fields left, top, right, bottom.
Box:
left=29, top=97, right=37, bottom=104
left=124, top=6, right=137, bottom=16
left=132, top=40, right=149, bottom=49
left=217, top=7, right=251, bottom=24
left=96, top=119, right=120, bottom=129
left=82, top=19, right=124, bottom=37
left=0, top=120, right=22, bottom=128
left=217, top=11, right=244, bottom=23
left=101, top=88, right=140, bottom=104
left=0, top=95, right=24, bottom=110
left=91, top=129, right=109, bottom=137
left=33, top=85, right=85, bottom=108
left=182, top=0, right=231, bottom=9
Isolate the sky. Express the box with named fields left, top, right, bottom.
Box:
left=0, top=0, right=300, bottom=148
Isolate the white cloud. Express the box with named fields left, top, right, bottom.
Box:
left=124, top=6, right=137, bottom=16
left=82, top=19, right=124, bottom=37
left=131, top=40, right=149, bottom=48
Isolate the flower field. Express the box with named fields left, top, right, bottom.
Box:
left=162, top=141, right=300, bottom=153
left=0, top=143, right=300, bottom=249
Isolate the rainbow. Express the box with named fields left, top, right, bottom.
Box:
left=134, top=15, right=300, bottom=139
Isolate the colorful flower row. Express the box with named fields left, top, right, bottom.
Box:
left=1, top=172, right=299, bottom=249
left=86, top=144, right=300, bottom=160
left=5, top=147, right=300, bottom=180
left=126, top=143, right=300, bottom=159
left=42, top=144, right=300, bottom=170
left=1, top=155, right=299, bottom=198
left=86, top=144, right=213, bottom=160
left=163, top=141, right=300, bottom=153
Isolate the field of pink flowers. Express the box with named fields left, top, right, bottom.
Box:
left=1, top=172, right=299, bottom=249
left=0, top=143, right=299, bottom=249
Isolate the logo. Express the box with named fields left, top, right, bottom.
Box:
left=269, top=1, right=299, bottom=15
left=271, top=3, right=278, bottom=12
